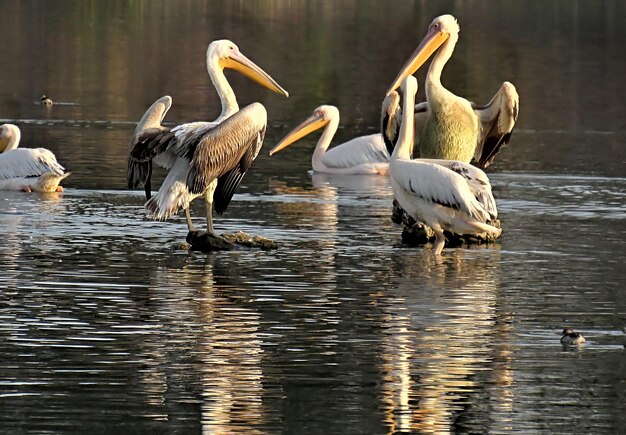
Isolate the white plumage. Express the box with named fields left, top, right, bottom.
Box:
left=387, top=14, right=519, bottom=167
left=0, top=124, right=69, bottom=192
left=127, top=40, right=288, bottom=236
left=269, top=95, right=402, bottom=175
left=389, top=75, right=501, bottom=255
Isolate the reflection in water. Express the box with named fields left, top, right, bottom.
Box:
left=145, top=258, right=269, bottom=433
left=379, top=251, right=509, bottom=433
left=1, top=1, right=626, bottom=432
left=197, top=263, right=266, bottom=433
left=268, top=177, right=339, bottom=236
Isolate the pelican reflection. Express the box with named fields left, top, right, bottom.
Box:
left=379, top=250, right=513, bottom=432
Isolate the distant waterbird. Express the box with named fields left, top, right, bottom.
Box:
left=40, top=94, right=53, bottom=107
left=561, top=328, right=586, bottom=345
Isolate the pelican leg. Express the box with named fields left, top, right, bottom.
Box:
left=202, top=180, right=218, bottom=236
left=204, top=190, right=216, bottom=236
left=184, top=207, right=196, bottom=232
left=204, top=204, right=215, bottom=235
left=433, top=230, right=446, bottom=255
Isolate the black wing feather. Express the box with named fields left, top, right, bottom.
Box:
left=127, top=128, right=175, bottom=194
left=471, top=117, right=515, bottom=169
left=213, top=168, right=246, bottom=215
left=213, top=128, right=266, bottom=214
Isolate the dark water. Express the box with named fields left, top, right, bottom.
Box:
left=1, top=1, right=625, bottom=433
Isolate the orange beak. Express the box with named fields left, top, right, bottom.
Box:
left=386, top=26, right=450, bottom=96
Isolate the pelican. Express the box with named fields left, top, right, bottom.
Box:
left=128, top=40, right=289, bottom=237
left=389, top=76, right=501, bottom=255
left=0, top=123, right=70, bottom=192
left=268, top=93, right=401, bottom=175
left=386, top=14, right=519, bottom=168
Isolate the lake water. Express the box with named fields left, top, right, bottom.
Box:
left=1, top=1, right=625, bottom=433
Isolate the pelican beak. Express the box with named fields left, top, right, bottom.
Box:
left=385, top=27, right=450, bottom=96
left=269, top=113, right=327, bottom=156
left=221, top=51, right=290, bottom=98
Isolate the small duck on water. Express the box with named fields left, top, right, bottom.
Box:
left=561, top=328, right=586, bottom=345
left=40, top=94, right=53, bottom=107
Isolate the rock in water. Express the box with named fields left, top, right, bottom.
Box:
left=187, top=231, right=234, bottom=251
left=222, top=231, right=278, bottom=250
left=391, top=199, right=502, bottom=247
left=186, top=230, right=277, bottom=252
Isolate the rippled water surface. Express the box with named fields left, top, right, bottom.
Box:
left=1, top=1, right=625, bottom=433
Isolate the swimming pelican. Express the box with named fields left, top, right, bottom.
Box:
left=0, top=123, right=70, bottom=192
left=386, top=14, right=519, bottom=168
left=389, top=76, right=501, bottom=255
left=268, top=93, right=401, bottom=175
left=128, top=40, right=289, bottom=237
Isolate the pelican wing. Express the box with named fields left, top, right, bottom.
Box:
left=127, top=127, right=175, bottom=196
left=418, top=158, right=497, bottom=219
left=472, top=82, right=519, bottom=168
left=0, top=148, right=64, bottom=180
left=392, top=160, right=491, bottom=223
left=321, top=134, right=389, bottom=169
left=186, top=103, right=268, bottom=213
left=129, top=128, right=177, bottom=163
left=381, top=91, right=402, bottom=155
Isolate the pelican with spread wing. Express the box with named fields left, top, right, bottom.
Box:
left=128, top=40, right=289, bottom=237
left=386, top=14, right=519, bottom=168
left=389, top=76, right=500, bottom=255
left=0, top=123, right=70, bottom=192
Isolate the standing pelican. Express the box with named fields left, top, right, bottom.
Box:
left=389, top=76, right=501, bottom=255
left=0, top=124, right=70, bottom=192
left=128, top=40, right=289, bottom=237
left=268, top=93, right=401, bottom=175
left=387, top=14, right=519, bottom=168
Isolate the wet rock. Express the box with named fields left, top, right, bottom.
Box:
left=187, top=231, right=234, bottom=251
left=391, top=199, right=502, bottom=247
left=170, top=242, right=192, bottom=251
left=222, top=231, right=278, bottom=250
left=186, top=230, right=277, bottom=252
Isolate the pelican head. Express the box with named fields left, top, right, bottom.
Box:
left=0, top=123, right=21, bottom=152
left=386, top=14, right=459, bottom=95
left=269, top=105, right=337, bottom=156
left=208, top=39, right=289, bottom=98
